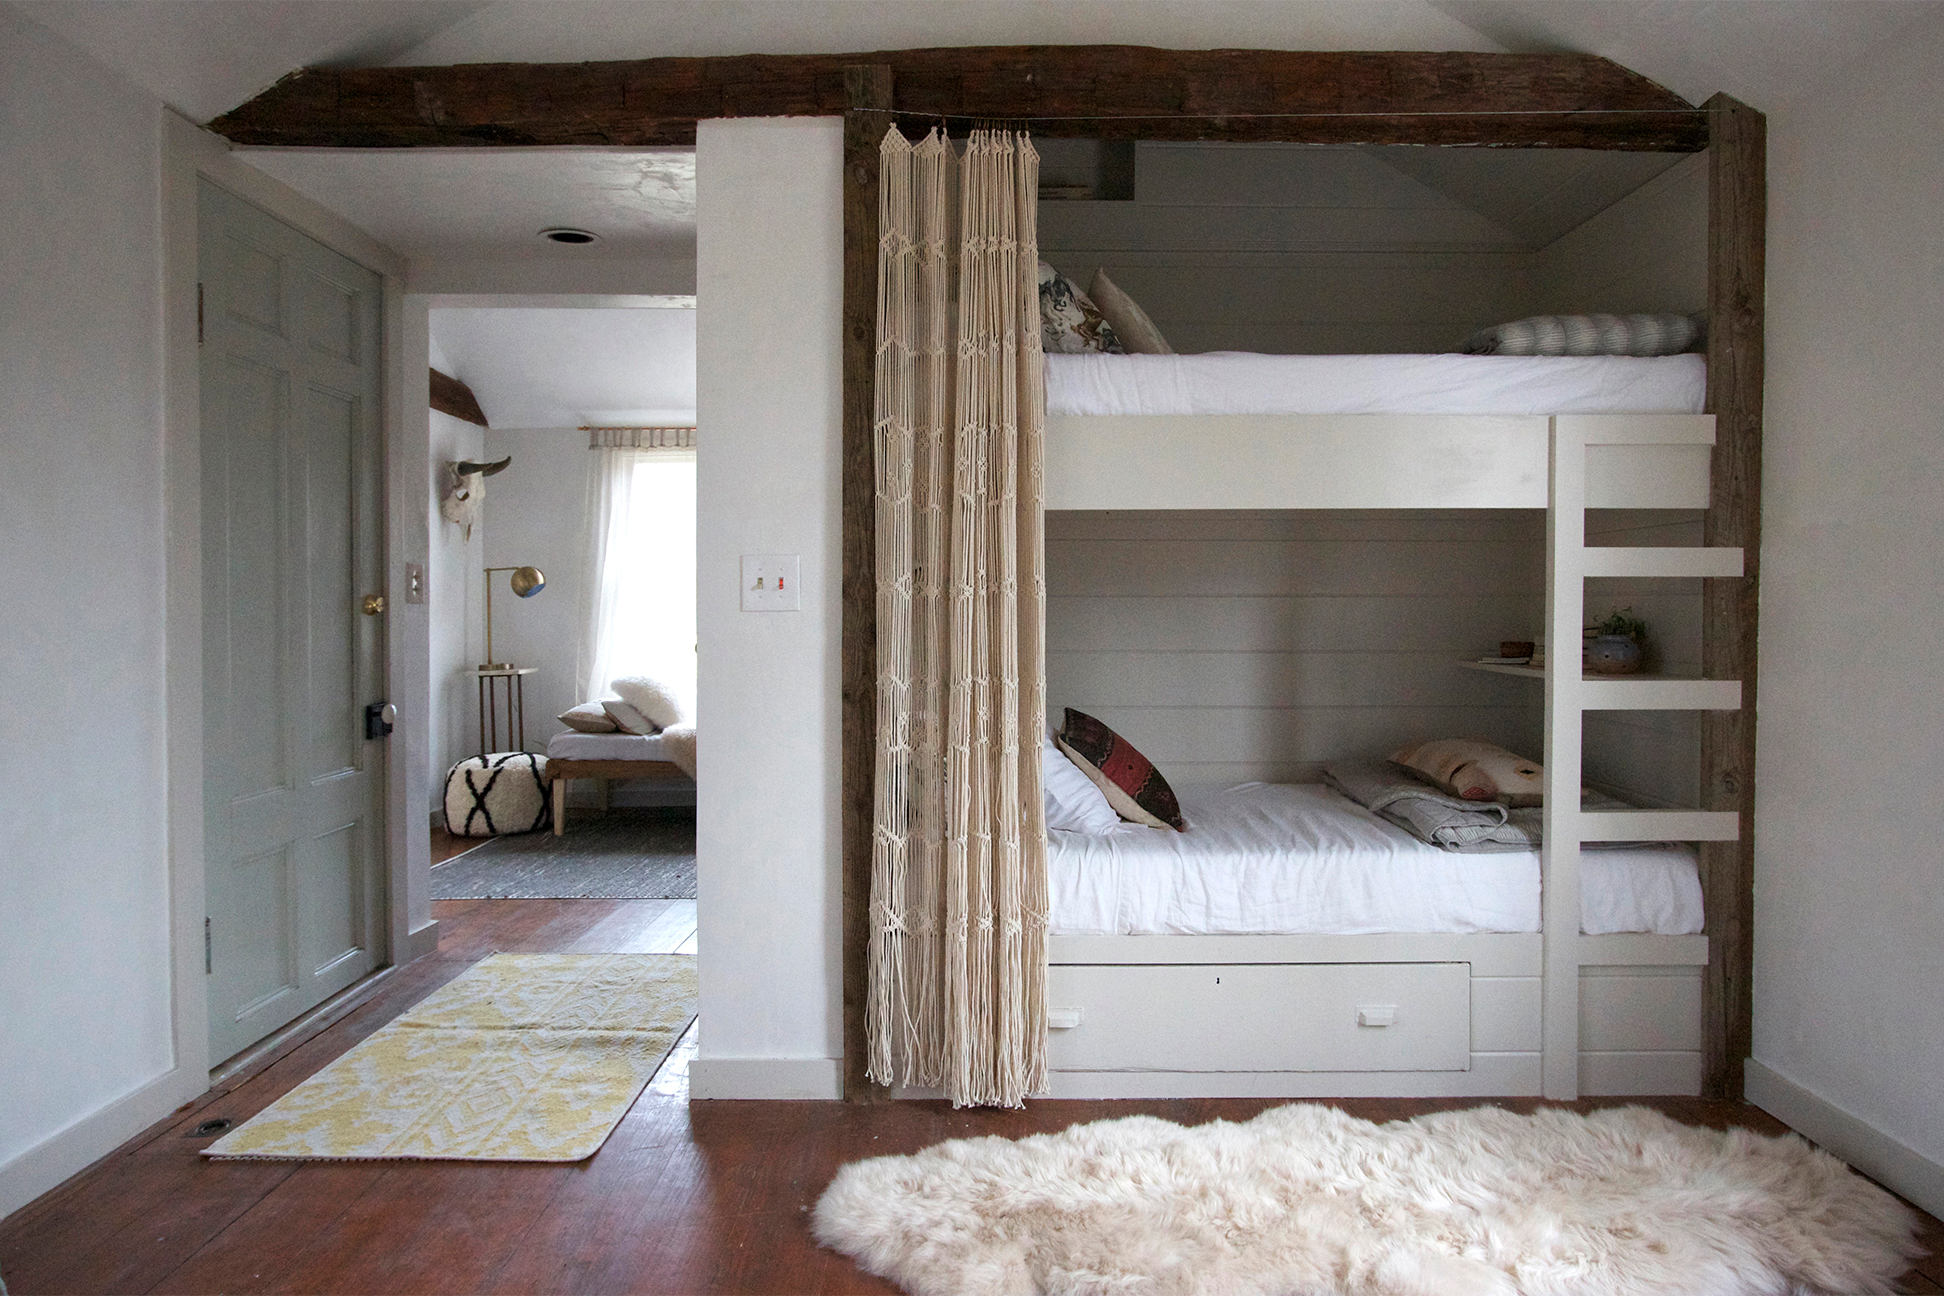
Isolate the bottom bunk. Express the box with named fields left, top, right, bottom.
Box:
left=1041, top=781, right=1705, bottom=1099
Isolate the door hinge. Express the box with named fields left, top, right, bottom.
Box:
left=204, top=916, right=212, bottom=974
left=197, top=283, right=205, bottom=346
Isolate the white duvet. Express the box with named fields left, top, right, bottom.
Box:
left=1048, top=783, right=1704, bottom=937
left=1045, top=351, right=1707, bottom=418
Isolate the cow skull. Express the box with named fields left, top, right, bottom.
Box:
left=440, top=456, right=510, bottom=542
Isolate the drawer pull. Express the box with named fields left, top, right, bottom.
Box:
left=1048, top=1009, right=1083, bottom=1030
left=1356, top=1005, right=1397, bottom=1028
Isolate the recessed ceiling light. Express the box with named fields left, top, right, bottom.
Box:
left=540, top=227, right=600, bottom=245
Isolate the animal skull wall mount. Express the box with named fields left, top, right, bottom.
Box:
left=440, top=456, right=511, bottom=542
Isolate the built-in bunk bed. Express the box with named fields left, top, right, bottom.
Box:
left=833, top=50, right=1765, bottom=1108
left=1037, top=357, right=1736, bottom=1100
left=1019, top=131, right=1751, bottom=1102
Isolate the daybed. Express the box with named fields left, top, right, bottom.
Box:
left=543, top=730, right=691, bottom=836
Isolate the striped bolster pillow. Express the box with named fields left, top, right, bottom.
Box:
left=1462, top=312, right=1705, bottom=357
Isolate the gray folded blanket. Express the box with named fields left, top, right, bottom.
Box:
left=1321, top=758, right=1640, bottom=853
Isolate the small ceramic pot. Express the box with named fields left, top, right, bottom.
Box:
left=1585, top=634, right=1644, bottom=674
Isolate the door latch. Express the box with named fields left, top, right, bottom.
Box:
left=365, top=701, right=396, bottom=739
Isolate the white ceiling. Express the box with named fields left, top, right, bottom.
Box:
left=429, top=307, right=697, bottom=429
left=238, top=147, right=696, bottom=259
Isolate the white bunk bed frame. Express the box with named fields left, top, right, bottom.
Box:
left=1037, top=413, right=1741, bottom=1100
left=830, top=49, right=1767, bottom=1106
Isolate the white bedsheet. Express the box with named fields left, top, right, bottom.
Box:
left=1045, top=352, right=1707, bottom=418
left=1048, top=783, right=1704, bottom=937
left=545, top=731, right=668, bottom=761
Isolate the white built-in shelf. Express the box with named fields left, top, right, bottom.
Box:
left=1457, top=660, right=1743, bottom=711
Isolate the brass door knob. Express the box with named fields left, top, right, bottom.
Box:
left=362, top=594, right=387, bottom=616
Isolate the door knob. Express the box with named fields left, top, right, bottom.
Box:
left=362, top=594, right=386, bottom=616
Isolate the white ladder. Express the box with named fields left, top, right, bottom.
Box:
left=1541, top=415, right=1744, bottom=1099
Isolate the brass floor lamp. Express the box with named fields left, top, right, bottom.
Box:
left=474, top=564, right=545, bottom=752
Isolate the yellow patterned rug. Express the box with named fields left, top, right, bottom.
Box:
left=203, top=953, right=696, bottom=1162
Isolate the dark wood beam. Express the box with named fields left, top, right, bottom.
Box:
left=210, top=47, right=1704, bottom=151
left=841, top=66, right=894, bottom=1103
left=1701, top=93, right=1765, bottom=1101
left=429, top=368, right=488, bottom=426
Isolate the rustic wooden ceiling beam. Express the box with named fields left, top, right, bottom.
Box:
left=430, top=368, right=488, bottom=426
left=210, top=47, right=1706, bottom=151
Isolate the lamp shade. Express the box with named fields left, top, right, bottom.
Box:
left=509, top=566, right=545, bottom=597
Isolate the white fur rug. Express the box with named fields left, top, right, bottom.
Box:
left=813, top=1103, right=1920, bottom=1296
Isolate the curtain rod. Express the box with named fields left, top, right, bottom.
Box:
left=579, top=425, right=697, bottom=432
left=870, top=106, right=1708, bottom=123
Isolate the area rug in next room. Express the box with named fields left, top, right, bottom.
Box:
left=204, top=953, right=695, bottom=1162
left=432, top=808, right=696, bottom=900
left=814, top=1103, right=1920, bottom=1296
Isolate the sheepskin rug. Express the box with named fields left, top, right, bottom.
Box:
left=812, top=1103, right=1920, bottom=1296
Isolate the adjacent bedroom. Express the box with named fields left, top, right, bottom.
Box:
left=426, top=302, right=699, bottom=928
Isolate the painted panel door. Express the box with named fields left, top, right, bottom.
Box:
left=200, top=180, right=386, bottom=1064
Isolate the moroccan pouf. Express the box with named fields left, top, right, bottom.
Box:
left=444, top=752, right=551, bottom=836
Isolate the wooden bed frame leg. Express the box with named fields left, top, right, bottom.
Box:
left=552, top=777, right=567, bottom=837
left=596, top=776, right=611, bottom=812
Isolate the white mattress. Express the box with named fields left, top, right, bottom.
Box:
left=1045, top=351, right=1707, bottom=418
left=545, top=731, right=668, bottom=761
left=1048, top=783, right=1704, bottom=937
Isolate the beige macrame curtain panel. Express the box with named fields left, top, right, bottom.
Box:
left=867, top=126, right=1048, bottom=1108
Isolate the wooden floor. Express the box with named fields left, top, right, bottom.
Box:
left=3, top=895, right=1938, bottom=1294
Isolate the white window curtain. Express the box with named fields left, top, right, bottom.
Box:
left=575, top=445, right=697, bottom=719
left=867, top=127, right=1048, bottom=1109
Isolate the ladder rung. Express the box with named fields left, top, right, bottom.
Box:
left=1555, top=413, right=1717, bottom=446
left=1581, top=547, right=1743, bottom=578
left=1580, top=810, right=1740, bottom=842
left=1580, top=677, right=1742, bottom=711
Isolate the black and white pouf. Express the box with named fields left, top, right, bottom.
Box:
left=444, top=752, right=552, bottom=836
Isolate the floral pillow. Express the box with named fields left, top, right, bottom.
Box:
left=1056, top=707, right=1185, bottom=831
left=1038, top=262, right=1125, bottom=355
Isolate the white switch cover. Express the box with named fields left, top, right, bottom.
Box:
left=741, top=554, right=801, bottom=611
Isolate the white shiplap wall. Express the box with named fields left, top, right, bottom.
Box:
left=1046, top=510, right=1545, bottom=788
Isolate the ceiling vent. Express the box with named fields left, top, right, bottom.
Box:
left=540, top=227, right=600, bottom=245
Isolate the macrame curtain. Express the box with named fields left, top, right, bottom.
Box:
left=867, top=126, right=1048, bottom=1108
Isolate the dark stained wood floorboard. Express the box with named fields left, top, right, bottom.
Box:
left=3, top=895, right=1937, bottom=1294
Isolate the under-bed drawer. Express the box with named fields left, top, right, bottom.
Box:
left=1047, top=962, right=1471, bottom=1073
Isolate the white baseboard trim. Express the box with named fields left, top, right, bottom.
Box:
left=689, top=1057, right=842, bottom=1100
left=400, top=919, right=440, bottom=963
left=1746, top=1057, right=1944, bottom=1218
left=0, top=1065, right=206, bottom=1222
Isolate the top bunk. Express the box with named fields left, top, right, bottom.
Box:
left=1036, top=140, right=1714, bottom=513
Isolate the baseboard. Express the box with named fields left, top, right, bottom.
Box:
left=1746, top=1057, right=1944, bottom=1218
left=688, top=1057, right=842, bottom=1100
left=399, top=919, right=440, bottom=963
left=0, top=1065, right=205, bottom=1222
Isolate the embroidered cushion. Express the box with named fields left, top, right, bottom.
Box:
left=1461, top=312, right=1703, bottom=357
left=1043, top=734, right=1121, bottom=835
left=557, top=702, right=619, bottom=734
left=1056, top=708, right=1185, bottom=831
left=1038, top=261, right=1125, bottom=355
left=444, top=752, right=552, bottom=836
left=1390, top=738, right=1545, bottom=808
left=1088, top=268, right=1174, bottom=355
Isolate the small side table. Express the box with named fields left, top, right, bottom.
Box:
left=467, top=667, right=538, bottom=754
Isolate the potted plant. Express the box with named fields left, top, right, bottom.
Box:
left=1585, top=607, right=1647, bottom=675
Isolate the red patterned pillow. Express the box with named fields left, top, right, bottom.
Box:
left=1055, top=708, right=1185, bottom=832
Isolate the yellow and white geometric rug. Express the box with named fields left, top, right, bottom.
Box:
left=204, top=952, right=696, bottom=1162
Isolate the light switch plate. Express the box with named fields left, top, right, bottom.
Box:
left=741, top=554, right=801, bottom=611
left=404, top=562, right=425, bottom=604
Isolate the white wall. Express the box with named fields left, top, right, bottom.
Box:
left=427, top=408, right=483, bottom=814
left=690, top=117, right=845, bottom=1098
left=1047, top=510, right=1545, bottom=785
left=1747, top=6, right=1944, bottom=1214
left=1528, top=151, right=1709, bottom=318
left=0, top=7, right=177, bottom=1213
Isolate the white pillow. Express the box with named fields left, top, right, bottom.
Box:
left=611, top=675, right=684, bottom=728
left=1043, top=736, right=1121, bottom=834
left=601, top=697, right=660, bottom=736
